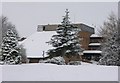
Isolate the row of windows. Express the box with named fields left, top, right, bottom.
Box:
left=88, top=46, right=101, bottom=50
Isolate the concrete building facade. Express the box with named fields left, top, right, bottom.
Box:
left=83, top=34, right=103, bottom=61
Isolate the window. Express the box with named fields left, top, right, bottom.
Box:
left=43, top=26, right=45, bottom=31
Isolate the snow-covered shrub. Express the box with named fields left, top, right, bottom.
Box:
left=0, top=61, right=4, bottom=65
left=90, top=60, right=99, bottom=65
left=0, top=48, right=2, bottom=60
left=19, top=44, right=28, bottom=63
left=40, top=56, right=66, bottom=65
left=68, top=61, right=81, bottom=65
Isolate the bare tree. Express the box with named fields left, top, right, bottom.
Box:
left=0, top=16, right=2, bottom=48
left=1, top=16, right=19, bottom=38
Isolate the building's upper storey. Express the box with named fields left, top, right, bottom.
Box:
left=37, top=23, right=94, bottom=34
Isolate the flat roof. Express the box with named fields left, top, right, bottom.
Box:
left=38, top=23, right=95, bottom=34
left=89, top=43, right=101, bottom=46
left=83, top=50, right=102, bottom=54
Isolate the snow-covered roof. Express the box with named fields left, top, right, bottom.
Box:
left=90, top=34, right=102, bottom=38
left=89, top=43, right=101, bottom=46
left=83, top=50, right=102, bottom=54
left=20, top=31, right=56, bottom=58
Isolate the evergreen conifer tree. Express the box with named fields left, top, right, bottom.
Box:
left=1, top=29, right=21, bottom=64
left=48, top=9, right=83, bottom=58
left=99, top=14, right=120, bottom=66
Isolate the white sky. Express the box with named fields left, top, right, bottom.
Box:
left=2, top=2, right=118, bottom=37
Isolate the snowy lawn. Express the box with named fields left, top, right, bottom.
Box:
left=2, top=63, right=118, bottom=81
left=0, top=65, right=2, bottom=83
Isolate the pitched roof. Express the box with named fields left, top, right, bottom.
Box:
left=19, top=31, right=56, bottom=58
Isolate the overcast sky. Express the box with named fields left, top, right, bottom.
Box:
left=2, top=2, right=118, bottom=37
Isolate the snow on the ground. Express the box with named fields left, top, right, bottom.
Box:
left=90, top=60, right=99, bottom=65
left=81, top=62, right=93, bottom=65
left=119, top=67, right=120, bottom=83
left=0, top=65, right=2, bottom=83
left=19, top=31, right=56, bottom=58
left=2, top=63, right=118, bottom=81
left=90, top=34, right=102, bottom=38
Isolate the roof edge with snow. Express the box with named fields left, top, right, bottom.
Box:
left=83, top=50, right=102, bottom=54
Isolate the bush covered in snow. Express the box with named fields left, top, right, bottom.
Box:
left=0, top=61, right=4, bottom=65
left=0, top=49, right=2, bottom=60
left=68, top=61, right=81, bottom=65
left=40, top=56, right=66, bottom=65
left=40, top=56, right=82, bottom=65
